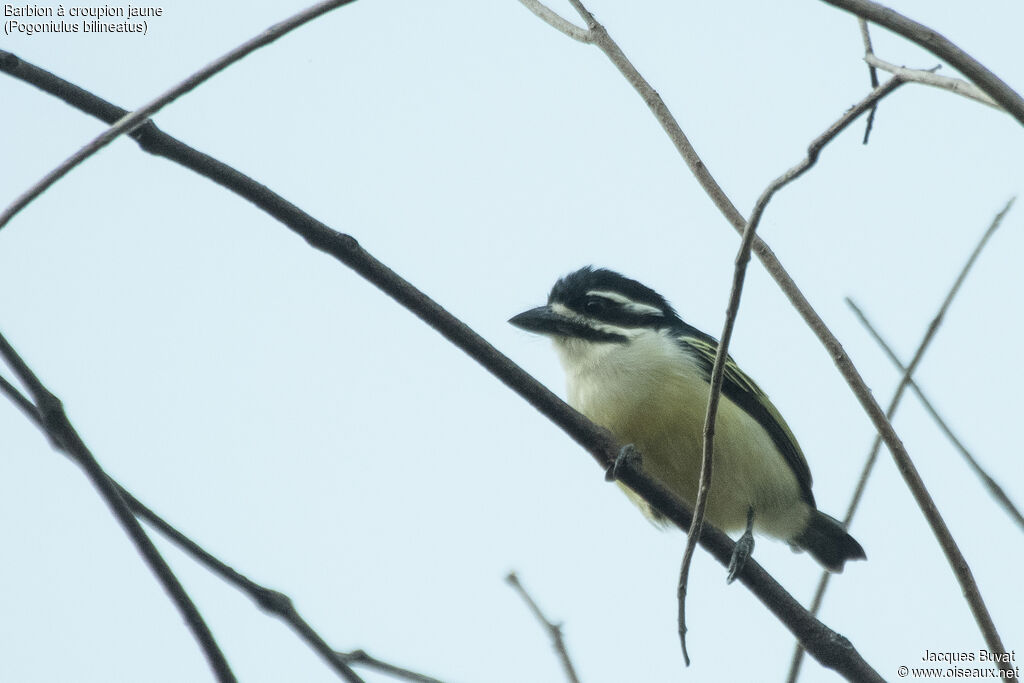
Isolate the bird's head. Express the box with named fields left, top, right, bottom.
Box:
left=509, top=267, right=681, bottom=350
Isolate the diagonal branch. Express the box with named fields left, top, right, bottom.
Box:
left=785, top=199, right=1016, bottom=683
left=0, top=0, right=358, bottom=233
left=847, top=301, right=1024, bottom=533
left=0, top=52, right=882, bottom=682
left=0, top=330, right=238, bottom=683
left=0, top=365, right=368, bottom=682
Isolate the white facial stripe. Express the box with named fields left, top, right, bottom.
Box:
left=551, top=302, right=574, bottom=317
left=551, top=301, right=639, bottom=339
left=585, top=290, right=665, bottom=317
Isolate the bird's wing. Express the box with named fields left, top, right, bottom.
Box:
left=676, top=334, right=816, bottom=507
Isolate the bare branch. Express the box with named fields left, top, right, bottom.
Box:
left=0, top=53, right=885, bottom=682
left=679, top=70, right=905, bottom=666
left=336, top=650, right=446, bottom=683
left=517, top=0, right=592, bottom=43
left=506, top=573, right=581, bottom=683
left=0, top=331, right=238, bottom=683
left=818, top=0, right=1024, bottom=124
left=864, top=54, right=1000, bottom=109
left=786, top=199, right=1017, bottom=683
left=128, top=494, right=366, bottom=682
left=858, top=19, right=880, bottom=143
left=2, top=371, right=368, bottom=681
left=847, top=301, right=1024, bottom=533
left=0, top=0, right=358, bottom=233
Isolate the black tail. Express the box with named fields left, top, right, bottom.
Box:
left=794, top=510, right=866, bottom=572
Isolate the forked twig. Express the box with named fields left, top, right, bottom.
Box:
left=820, top=0, right=1024, bottom=124
left=865, top=54, right=1000, bottom=109
left=335, top=650, right=447, bottom=683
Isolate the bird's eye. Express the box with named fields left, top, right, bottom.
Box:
left=583, top=297, right=607, bottom=314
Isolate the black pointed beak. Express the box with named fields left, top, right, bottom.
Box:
left=508, top=305, right=565, bottom=335
left=510, top=304, right=628, bottom=344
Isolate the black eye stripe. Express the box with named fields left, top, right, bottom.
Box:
left=572, top=296, right=667, bottom=328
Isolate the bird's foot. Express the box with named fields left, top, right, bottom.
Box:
left=726, top=508, right=756, bottom=584
left=605, top=444, right=641, bottom=481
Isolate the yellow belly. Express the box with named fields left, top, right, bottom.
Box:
left=566, top=340, right=809, bottom=540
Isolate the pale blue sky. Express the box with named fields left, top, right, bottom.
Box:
left=2, top=1, right=1022, bottom=681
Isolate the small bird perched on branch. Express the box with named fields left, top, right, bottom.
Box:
left=510, top=266, right=865, bottom=580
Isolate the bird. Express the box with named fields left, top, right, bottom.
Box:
left=509, top=266, right=865, bottom=581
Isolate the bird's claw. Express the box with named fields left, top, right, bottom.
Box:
left=605, top=444, right=641, bottom=481
left=727, top=507, right=756, bottom=584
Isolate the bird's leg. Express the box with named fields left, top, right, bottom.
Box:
left=726, top=507, right=755, bottom=584
left=605, top=443, right=642, bottom=481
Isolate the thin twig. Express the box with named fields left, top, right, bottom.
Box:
left=858, top=19, right=880, bottom=143
left=847, top=301, right=1024, bottom=533
left=1, top=52, right=883, bottom=682
left=517, top=0, right=592, bottom=43
left=819, top=0, right=1024, bottom=124
left=865, top=54, right=1001, bottom=109
left=506, top=573, right=581, bottom=683
left=525, top=0, right=1013, bottom=671
left=677, top=72, right=905, bottom=665
left=130, top=494, right=366, bottom=682
left=0, top=0, right=357, bottom=233
left=335, top=650, right=447, bottom=683
left=0, top=330, right=237, bottom=683
left=785, top=198, right=1016, bottom=683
